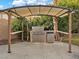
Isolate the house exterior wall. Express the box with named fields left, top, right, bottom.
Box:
left=0, top=19, right=18, bottom=40
left=0, top=19, right=8, bottom=40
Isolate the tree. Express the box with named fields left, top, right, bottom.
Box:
left=12, top=17, right=28, bottom=32
left=58, top=0, right=79, bottom=9
left=58, top=0, right=79, bottom=33
left=30, top=16, right=53, bottom=30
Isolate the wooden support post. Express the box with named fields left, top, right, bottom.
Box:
left=27, top=22, right=29, bottom=41
left=22, top=21, right=24, bottom=41
left=53, top=17, right=56, bottom=41
left=7, top=12, right=11, bottom=53
left=53, top=17, right=58, bottom=41
left=56, top=17, right=59, bottom=41
left=68, top=12, right=72, bottom=53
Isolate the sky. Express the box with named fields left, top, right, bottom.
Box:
left=0, top=0, right=53, bottom=10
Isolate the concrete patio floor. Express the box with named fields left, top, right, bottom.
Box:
left=0, top=42, right=79, bottom=59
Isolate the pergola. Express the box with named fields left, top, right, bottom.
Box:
left=0, top=5, right=72, bottom=53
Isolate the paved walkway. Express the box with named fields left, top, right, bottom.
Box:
left=0, top=42, right=79, bottom=59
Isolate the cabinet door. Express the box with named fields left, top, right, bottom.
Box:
left=47, top=33, right=54, bottom=43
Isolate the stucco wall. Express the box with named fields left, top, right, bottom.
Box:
left=0, top=19, right=21, bottom=41
left=0, top=19, right=8, bottom=40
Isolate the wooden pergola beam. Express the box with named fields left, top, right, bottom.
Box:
left=24, top=14, right=56, bottom=17
left=58, top=11, right=69, bottom=17
left=47, top=7, right=53, bottom=14
left=27, top=7, right=33, bottom=16
left=9, top=10, right=21, bottom=17
left=55, top=9, right=64, bottom=15
left=39, top=6, right=40, bottom=14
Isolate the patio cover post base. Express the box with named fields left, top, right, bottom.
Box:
left=8, top=48, right=11, bottom=53
left=68, top=51, right=72, bottom=53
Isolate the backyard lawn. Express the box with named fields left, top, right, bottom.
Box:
left=63, top=34, right=79, bottom=46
